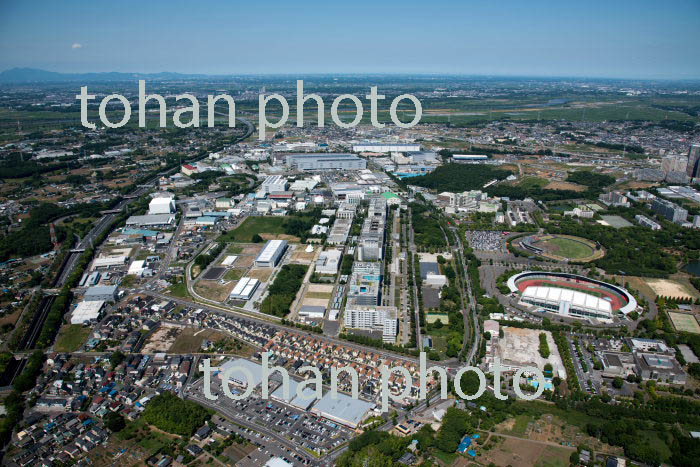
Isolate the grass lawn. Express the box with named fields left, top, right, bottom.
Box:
left=433, top=450, right=458, bottom=465
left=542, top=237, right=594, bottom=259
left=167, top=282, right=190, bottom=298
left=509, top=414, right=532, bottom=437
left=513, top=401, right=595, bottom=428
left=117, top=418, right=176, bottom=452
left=120, top=274, right=137, bottom=288
left=305, top=291, right=332, bottom=299
left=519, top=176, right=549, bottom=189
left=224, top=269, right=244, bottom=281
left=535, top=446, right=572, bottom=467
left=226, top=245, right=244, bottom=254
left=220, top=217, right=286, bottom=242
left=54, top=324, right=91, bottom=352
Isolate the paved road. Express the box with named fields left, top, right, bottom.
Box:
left=141, top=290, right=471, bottom=374
left=184, top=392, right=317, bottom=465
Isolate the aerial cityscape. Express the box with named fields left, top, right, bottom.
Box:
left=1, top=1, right=700, bottom=467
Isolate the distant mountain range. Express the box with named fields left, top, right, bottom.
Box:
left=0, top=67, right=211, bottom=83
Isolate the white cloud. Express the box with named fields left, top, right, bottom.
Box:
left=71, top=43, right=82, bottom=49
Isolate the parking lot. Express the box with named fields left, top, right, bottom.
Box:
left=468, top=230, right=507, bottom=252
left=185, top=376, right=353, bottom=461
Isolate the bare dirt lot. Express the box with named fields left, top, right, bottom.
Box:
left=261, top=233, right=300, bottom=242
left=194, top=279, right=237, bottom=302
left=477, top=436, right=573, bottom=467
left=308, top=284, right=335, bottom=293
left=142, top=324, right=182, bottom=353
left=644, top=278, right=698, bottom=300
left=290, top=246, right=317, bottom=264
left=246, top=268, right=273, bottom=282
left=545, top=181, right=587, bottom=192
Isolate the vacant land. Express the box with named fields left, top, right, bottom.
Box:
left=194, top=279, right=236, bottom=302
left=545, top=181, right=586, bottom=192
left=169, top=327, right=254, bottom=355
left=54, top=324, right=91, bottom=352
left=477, top=435, right=572, bottom=467
left=224, top=269, right=244, bottom=281
left=644, top=278, right=698, bottom=300
left=166, top=282, right=190, bottom=298
left=142, top=325, right=182, bottom=353
left=246, top=268, right=273, bottom=282
left=225, top=217, right=286, bottom=242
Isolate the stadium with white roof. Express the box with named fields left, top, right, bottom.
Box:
left=507, top=271, right=637, bottom=322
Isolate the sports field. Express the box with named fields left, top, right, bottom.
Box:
left=668, top=312, right=700, bottom=334
left=542, top=237, right=594, bottom=259
left=520, top=234, right=603, bottom=262
left=516, top=277, right=627, bottom=311
left=426, top=313, right=450, bottom=324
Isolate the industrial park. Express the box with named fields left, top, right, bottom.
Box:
left=1, top=1, right=700, bottom=467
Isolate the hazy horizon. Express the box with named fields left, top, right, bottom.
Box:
left=1, top=0, right=699, bottom=80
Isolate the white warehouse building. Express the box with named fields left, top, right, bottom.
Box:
left=261, top=175, right=288, bottom=193
left=352, top=143, right=421, bottom=153
left=229, top=277, right=260, bottom=301
left=255, top=240, right=288, bottom=267
left=148, top=194, right=176, bottom=215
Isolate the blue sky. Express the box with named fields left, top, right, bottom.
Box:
left=0, top=0, right=698, bottom=79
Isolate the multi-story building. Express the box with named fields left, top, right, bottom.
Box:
left=662, top=154, right=688, bottom=174
left=344, top=305, right=398, bottom=342
left=346, top=262, right=382, bottom=306
left=315, top=249, right=342, bottom=275
left=651, top=198, right=688, bottom=224
left=635, top=214, right=662, bottom=230
left=686, top=143, right=700, bottom=179
left=599, top=191, right=630, bottom=207
left=358, top=197, right=387, bottom=261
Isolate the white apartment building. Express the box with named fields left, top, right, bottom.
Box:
left=344, top=305, right=398, bottom=342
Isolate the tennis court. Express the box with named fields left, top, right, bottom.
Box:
left=668, top=312, right=700, bottom=334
